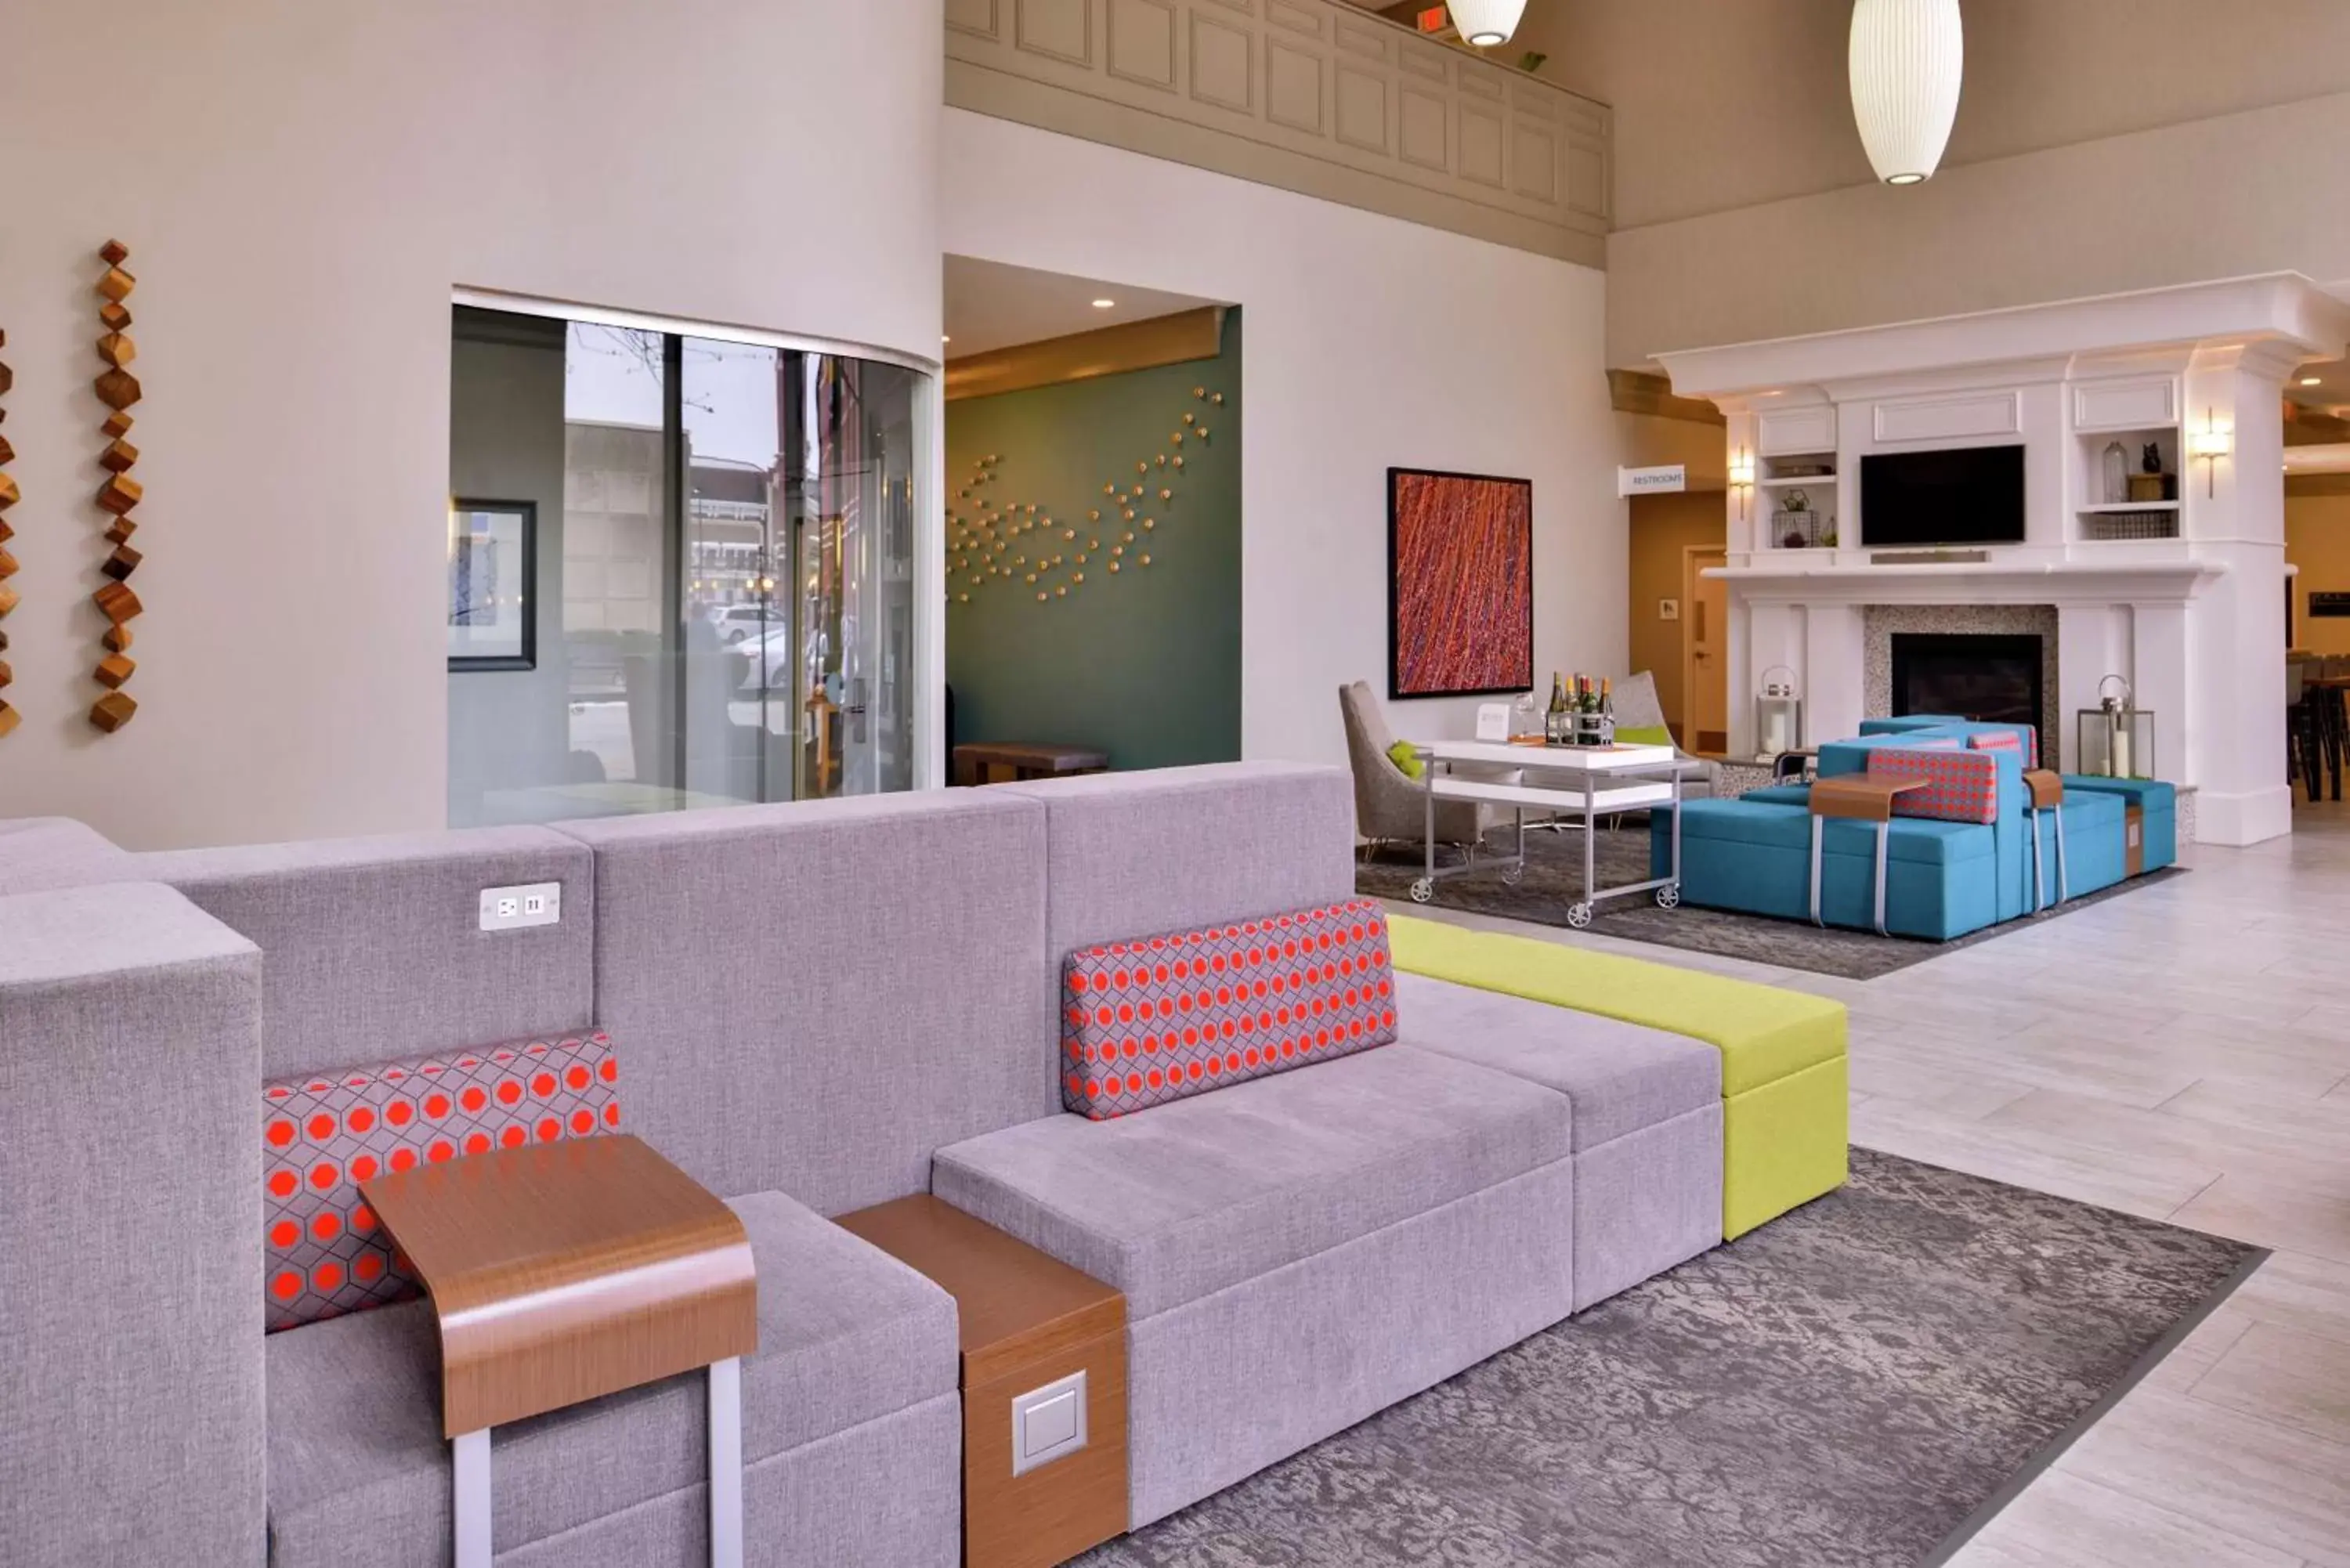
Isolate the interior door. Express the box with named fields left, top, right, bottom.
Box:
left=1686, top=547, right=1730, bottom=753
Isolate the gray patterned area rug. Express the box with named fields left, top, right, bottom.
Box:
left=1078, top=1149, right=2260, bottom=1568
left=1355, top=830, right=2183, bottom=981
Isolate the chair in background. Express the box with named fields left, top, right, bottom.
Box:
left=1337, top=681, right=1495, bottom=860
left=1612, top=672, right=1719, bottom=798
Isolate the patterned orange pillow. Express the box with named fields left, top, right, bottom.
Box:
left=261, top=1033, right=619, bottom=1332
left=1061, top=898, right=1398, bottom=1119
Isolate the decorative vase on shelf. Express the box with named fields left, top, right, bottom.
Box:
left=2102, top=440, right=2128, bottom=505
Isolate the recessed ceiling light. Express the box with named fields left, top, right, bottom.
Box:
left=1091, top=298, right=1115, bottom=309
left=2302, top=375, right=2323, bottom=386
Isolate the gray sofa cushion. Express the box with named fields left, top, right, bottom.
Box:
left=0, top=816, right=130, bottom=896
left=932, top=1044, right=1573, bottom=1320
left=136, top=827, right=595, bottom=1080
left=1393, top=972, right=1719, bottom=1150
left=266, top=1190, right=956, bottom=1567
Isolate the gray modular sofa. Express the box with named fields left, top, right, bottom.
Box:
left=1, top=763, right=1759, bottom=1566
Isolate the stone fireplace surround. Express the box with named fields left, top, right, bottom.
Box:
left=1864, top=605, right=2060, bottom=756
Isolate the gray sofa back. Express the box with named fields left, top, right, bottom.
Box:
left=0, top=883, right=265, bottom=1567
left=0, top=816, right=132, bottom=897
left=1001, top=761, right=1358, bottom=956
left=134, top=827, right=596, bottom=1081
left=557, top=790, right=1055, bottom=1215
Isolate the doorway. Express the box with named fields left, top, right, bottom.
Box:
left=1684, top=545, right=1729, bottom=754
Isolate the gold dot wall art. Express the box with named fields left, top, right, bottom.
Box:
left=943, top=381, right=1228, bottom=613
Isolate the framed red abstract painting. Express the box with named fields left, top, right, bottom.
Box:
left=1386, top=467, right=1533, bottom=699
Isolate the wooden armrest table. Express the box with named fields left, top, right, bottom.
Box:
left=362, top=1135, right=757, bottom=1568
left=1806, top=774, right=1932, bottom=935
left=837, top=1194, right=1127, bottom=1568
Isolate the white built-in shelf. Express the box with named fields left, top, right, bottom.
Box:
left=2077, top=501, right=2181, bottom=514
left=1758, top=475, right=1834, bottom=490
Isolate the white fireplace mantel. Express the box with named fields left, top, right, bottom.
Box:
left=1654, top=273, right=2350, bottom=846
left=1713, top=558, right=2226, bottom=605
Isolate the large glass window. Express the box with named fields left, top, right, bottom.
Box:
left=448, top=305, right=927, bottom=826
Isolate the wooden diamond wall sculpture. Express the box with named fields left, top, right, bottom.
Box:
left=89, top=241, right=141, bottom=733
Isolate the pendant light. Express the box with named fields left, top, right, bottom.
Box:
left=1446, top=0, right=1528, bottom=48
left=1848, top=0, right=1963, bottom=186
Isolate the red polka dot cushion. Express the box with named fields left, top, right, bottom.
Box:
left=1061, top=898, right=1397, bottom=1119
left=261, top=1032, right=619, bottom=1332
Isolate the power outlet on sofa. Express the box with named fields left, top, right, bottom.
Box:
left=479, top=883, right=561, bottom=932
left=1009, top=1369, right=1088, bottom=1476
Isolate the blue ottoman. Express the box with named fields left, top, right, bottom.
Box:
left=2059, top=777, right=2178, bottom=873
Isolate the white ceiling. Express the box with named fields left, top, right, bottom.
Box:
left=942, top=256, right=1225, bottom=359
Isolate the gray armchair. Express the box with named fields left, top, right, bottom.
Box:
left=1613, top=671, right=1718, bottom=797
left=1337, top=681, right=1494, bottom=857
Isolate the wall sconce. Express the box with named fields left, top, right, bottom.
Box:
left=1728, top=446, right=1756, bottom=521
left=2188, top=406, right=2231, bottom=498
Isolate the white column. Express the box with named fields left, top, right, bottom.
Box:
left=2184, top=343, right=2297, bottom=844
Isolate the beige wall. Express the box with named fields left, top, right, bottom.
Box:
left=943, top=109, right=1622, bottom=772
left=1536, top=0, right=2350, bottom=363
left=0, top=0, right=943, bottom=848
left=1625, top=492, right=1723, bottom=735
left=2288, top=489, right=2350, bottom=656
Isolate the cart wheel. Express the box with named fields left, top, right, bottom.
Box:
left=1656, top=884, right=1682, bottom=910
left=1409, top=877, right=1435, bottom=904
left=1501, top=862, right=1525, bottom=887
left=1566, top=902, right=1594, bottom=929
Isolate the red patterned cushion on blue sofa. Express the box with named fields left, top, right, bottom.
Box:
left=1061, top=898, right=1398, bottom=1118
left=261, top=1032, right=619, bottom=1331
left=1867, top=746, right=2000, bottom=825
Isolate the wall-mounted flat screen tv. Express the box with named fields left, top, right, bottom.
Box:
left=1860, top=445, right=2026, bottom=547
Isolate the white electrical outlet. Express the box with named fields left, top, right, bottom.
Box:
left=1009, top=1370, right=1088, bottom=1476
left=479, top=882, right=562, bottom=932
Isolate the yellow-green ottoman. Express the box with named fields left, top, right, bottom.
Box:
left=1389, top=915, right=1848, bottom=1239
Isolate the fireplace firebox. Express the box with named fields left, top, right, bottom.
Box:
left=1889, top=633, right=2045, bottom=760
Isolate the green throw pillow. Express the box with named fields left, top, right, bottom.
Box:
left=1386, top=739, right=1426, bottom=779
left=1616, top=724, right=1675, bottom=748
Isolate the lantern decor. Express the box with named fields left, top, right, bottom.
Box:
left=2078, top=674, right=2155, bottom=780
left=1755, top=665, right=1804, bottom=762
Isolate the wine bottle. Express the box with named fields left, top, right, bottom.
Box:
left=1546, top=671, right=1566, bottom=744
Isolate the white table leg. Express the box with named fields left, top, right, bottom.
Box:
left=710, top=1357, right=743, bottom=1568
left=1871, top=822, right=1891, bottom=936
left=454, top=1427, right=492, bottom=1568
left=2053, top=809, right=2069, bottom=904
left=1808, top=815, right=1825, bottom=927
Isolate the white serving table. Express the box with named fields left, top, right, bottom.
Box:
left=1410, top=739, right=1684, bottom=929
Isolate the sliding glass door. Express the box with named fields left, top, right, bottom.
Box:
left=448, top=305, right=927, bottom=826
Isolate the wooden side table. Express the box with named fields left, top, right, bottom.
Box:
left=837, top=1194, right=1127, bottom=1568
left=953, top=743, right=1111, bottom=788
left=1807, top=774, right=1931, bottom=935
left=362, top=1135, right=758, bottom=1568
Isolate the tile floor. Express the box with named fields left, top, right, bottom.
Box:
left=1394, top=799, right=2350, bottom=1567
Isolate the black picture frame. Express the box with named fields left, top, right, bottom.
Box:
left=446, top=497, right=537, bottom=672
left=1386, top=466, right=1535, bottom=700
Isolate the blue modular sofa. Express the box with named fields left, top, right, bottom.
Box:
left=1650, top=717, right=2176, bottom=941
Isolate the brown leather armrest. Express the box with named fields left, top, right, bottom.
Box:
left=2023, top=768, right=2065, bottom=810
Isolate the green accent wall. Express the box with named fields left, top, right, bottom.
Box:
left=945, top=311, right=1242, bottom=772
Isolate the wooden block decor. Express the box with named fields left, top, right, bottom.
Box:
left=0, top=326, right=13, bottom=738
left=93, top=581, right=143, bottom=625
left=89, top=244, right=143, bottom=732
left=89, top=691, right=137, bottom=732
